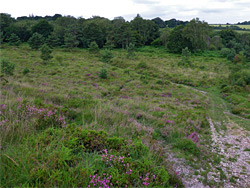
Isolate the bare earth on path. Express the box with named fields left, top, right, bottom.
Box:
left=165, top=86, right=250, bottom=187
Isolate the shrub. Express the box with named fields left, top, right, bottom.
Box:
left=28, top=32, right=44, bottom=50
left=7, top=33, right=21, bottom=46
left=22, top=68, right=30, bottom=75
left=99, top=67, right=108, bottom=79
left=151, top=38, right=162, bottom=47
left=234, top=53, right=245, bottom=64
left=232, top=107, right=244, bottom=115
left=40, top=44, right=53, bottom=64
left=181, top=47, right=191, bottom=66
left=89, top=41, right=99, bottom=53
left=243, top=46, right=250, bottom=61
left=0, top=58, right=15, bottom=76
left=220, top=48, right=236, bottom=61
left=126, top=43, right=136, bottom=58
left=229, top=69, right=250, bottom=86
left=101, top=49, right=113, bottom=63
left=209, top=44, right=217, bottom=51
left=220, top=48, right=231, bottom=57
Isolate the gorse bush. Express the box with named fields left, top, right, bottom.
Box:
left=0, top=58, right=15, bottom=76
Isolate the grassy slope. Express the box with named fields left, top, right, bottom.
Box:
left=0, top=44, right=249, bottom=187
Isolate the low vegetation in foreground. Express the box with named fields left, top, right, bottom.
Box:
left=1, top=43, right=249, bottom=187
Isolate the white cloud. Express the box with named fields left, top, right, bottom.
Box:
left=1, top=0, right=250, bottom=23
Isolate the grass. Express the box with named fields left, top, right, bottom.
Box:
left=0, top=44, right=249, bottom=187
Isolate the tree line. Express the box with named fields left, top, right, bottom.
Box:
left=0, top=13, right=250, bottom=61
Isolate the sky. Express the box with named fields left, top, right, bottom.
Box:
left=1, top=0, right=250, bottom=24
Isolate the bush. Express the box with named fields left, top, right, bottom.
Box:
left=7, top=33, right=21, bottom=46
left=181, top=47, right=191, bottom=66
left=151, top=38, right=162, bottom=47
left=22, top=68, right=30, bottom=75
left=40, top=44, right=53, bottom=64
left=0, top=58, right=15, bottom=76
left=232, top=107, right=244, bottom=115
left=234, top=53, right=246, bottom=64
left=220, top=48, right=231, bottom=57
left=28, top=32, right=44, bottom=50
left=101, top=49, right=113, bottom=63
left=126, top=43, right=136, bottom=58
left=229, top=69, right=250, bottom=86
left=220, top=48, right=236, bottom=61
left=209, top=44, right=217, bottom=51
left=89, top=41, right=99, bottom=53
left=99, top=67, right=108, bottom=79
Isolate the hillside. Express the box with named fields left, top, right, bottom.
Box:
left=1, top=44, right=250, bottom=187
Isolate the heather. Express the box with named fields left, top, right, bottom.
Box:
left=1, top=44, right=250, bottom=187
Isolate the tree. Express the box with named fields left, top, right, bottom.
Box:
left=131, top=14, right=159, bottom=45
left=28, top=32, right=44, bottom=50
left=0, top=13, right=14, bottom=41
left=32, top=20, right=53, bottom=38
left=152, top=17, right=166, bottom=28
left=211, top=35, right=223, bottom=50
left=81, top=17, right=111, bottom=48
left=160, top=27, right=171, bottom=48
left=219, top=29, right=237, bottom=47
left=64, top=31, right=79, bottom=49
left=46, top=32, right=60, bottom=48
left=110, top=22, right=134, bottom=48
left=53, top=16, right=78, bottom=46
left=40, top=44, right=53, bottom=64
left=0, top=31, right=3, bottom=44
left=167, top=25, right=192, bottom=53
left=183, top=18, right=212, bottom=52
left=165, top=19, right=188, bottom=28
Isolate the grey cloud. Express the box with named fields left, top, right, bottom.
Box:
left=124, top=0, right=250, bottom=23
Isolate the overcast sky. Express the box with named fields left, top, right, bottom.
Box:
left=1, top=0, right=250, bottom=24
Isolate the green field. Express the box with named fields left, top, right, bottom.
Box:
left=1, top=44, right=250, bottom=187
left=210, top=24, right=250, bottom=29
